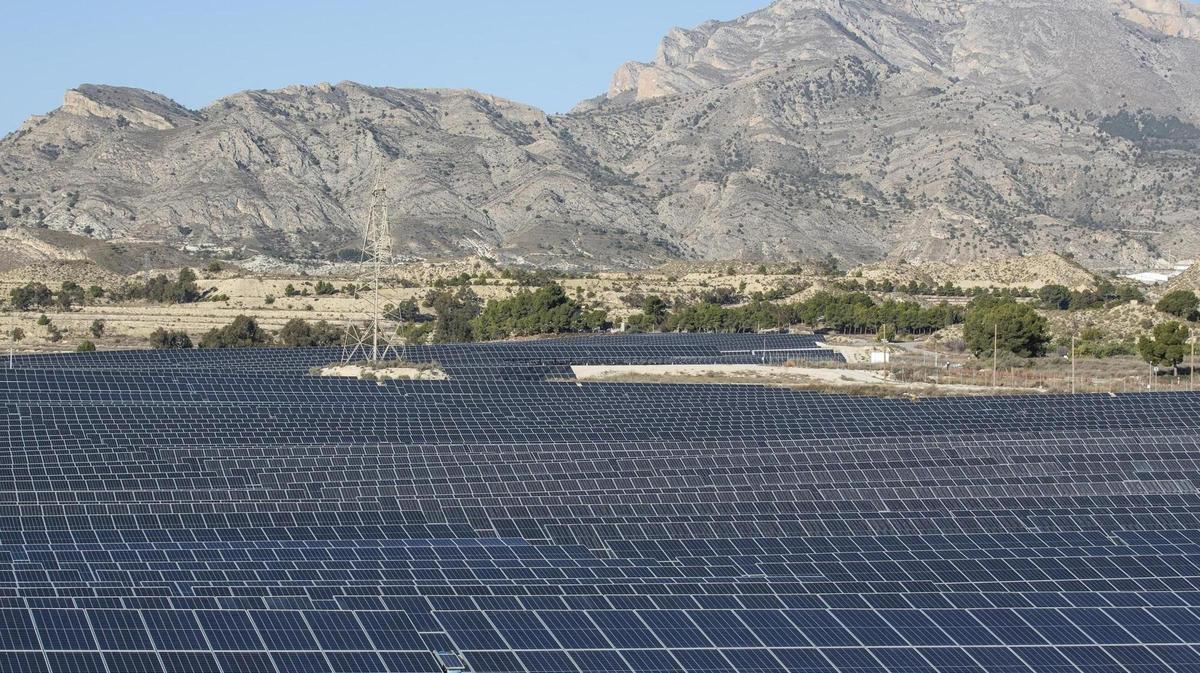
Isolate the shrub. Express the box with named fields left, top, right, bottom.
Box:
left=199, top=316, right=271, bottom=349
left=36, top=314, right=50, bottom=326
left=77, top=340, right=96, bottom=352
left=314, top=280, right=337, bottom=296
left=205, top=261, right=223, bottom=273
left=149, top=328, right=193, bottom=350
left=89, top=320, right=105, bottom=338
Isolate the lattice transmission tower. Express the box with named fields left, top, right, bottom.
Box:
left=342, top=182, right=403, bottom=364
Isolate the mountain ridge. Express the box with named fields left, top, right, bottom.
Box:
left=2, top=0, right=1199, bottom=270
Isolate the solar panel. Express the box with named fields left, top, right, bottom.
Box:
left=2, top=337, right=1200, bottom=671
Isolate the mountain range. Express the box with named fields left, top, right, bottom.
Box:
left=2, top=0, right=1199, bottom=270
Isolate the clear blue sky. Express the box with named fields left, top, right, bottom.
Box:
left=1, top=0, right=767, bottom=134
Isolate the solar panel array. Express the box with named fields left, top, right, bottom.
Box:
left=3, top=335, right=1200, bottom=672
left=8, top=333, right=843, bottom=380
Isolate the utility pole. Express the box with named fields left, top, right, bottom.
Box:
left=1071, top=334, right=1076, bottom=395
left=992, top=323, right=998, bottom=388
left=1185, top=338, right=1195, bottom=391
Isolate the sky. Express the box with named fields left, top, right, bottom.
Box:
left=0, top=0, right=768, bottom=134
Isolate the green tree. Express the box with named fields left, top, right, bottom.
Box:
left=473, top=283, right=609, bottom=341
left=56, top=281, right=85, bottom=309
left=1037, top=284, right=1072, bottom=310
left=384, top=299, right=428, bottom=323
left=962, top=297, right=1050, bottom=358
left=76, top=340, right=96, bottom=352
left=314, top=280, right=337, bottom=296
left=277, top=319, right=343, bottom=347
left=641, top=295, right=669, bottom=326
left=1138, top=321, right=1190, bottom=374
left=126, top=268, right=200, bottom=303
left=149, top=328, right=193, bottom=350
left=425, top=287, right=482, bottom=343
left=1156, top=290, right=1199, bottom=321
left=9, top=283, right=53, bottom=310
left=199, top=315, right=271, bottom=348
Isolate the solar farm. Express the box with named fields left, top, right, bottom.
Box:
left=4, top=333, right=1200, bottom=673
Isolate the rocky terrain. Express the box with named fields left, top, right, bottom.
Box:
left=1, top=0, right=1199, bottom=270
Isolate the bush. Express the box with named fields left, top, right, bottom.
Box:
left=1138, top=321, right=1190, bottom=373
left=36, top=314, right=50, bottom=326
left=205, top=261, right=223, bottom=273
left=77, top=340, right=96, bottom=352
left=277, top=318, right=344, bottom=347
left=962, top=297, right=1050, bottom=358
left=314, top=280, right=337, bottom=296
left=199, top=316, right=271, bottom=349
left=149, top=328, right=193, bottom=350
left=9, top=327, right=24, bottom=342
left=89, top=320, right=105, bottom=338
left=1156, top=290, right=1199, bottom=321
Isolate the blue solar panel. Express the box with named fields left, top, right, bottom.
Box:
left=2, top=337, right=1200, bottom=671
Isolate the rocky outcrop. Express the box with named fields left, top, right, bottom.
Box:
left=60, top=85, right=199, bottom=130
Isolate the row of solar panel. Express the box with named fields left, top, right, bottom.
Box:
left=3, top=342, right=1200, bottom=672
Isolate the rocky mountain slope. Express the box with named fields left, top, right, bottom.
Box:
left=2, top=0, right=1199, bottom=269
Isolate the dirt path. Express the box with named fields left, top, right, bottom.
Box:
left=571, top=364, right=1040, bottom=394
